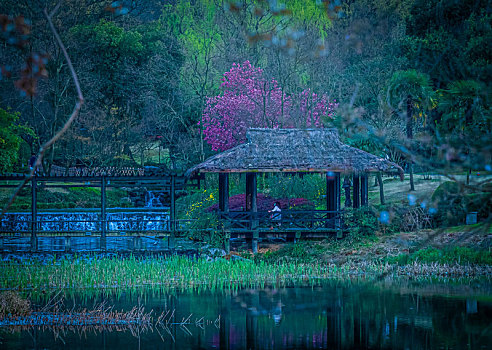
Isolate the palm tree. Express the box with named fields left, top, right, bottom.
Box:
left=388, top=69, right=434, bottom=191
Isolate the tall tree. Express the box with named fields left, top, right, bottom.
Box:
left=388, top=69, right=433, bottom=191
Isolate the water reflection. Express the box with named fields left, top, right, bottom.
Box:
left=1, top=281, right=491, bottom=349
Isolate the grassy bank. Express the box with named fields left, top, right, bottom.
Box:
left=0, top=256, right=384, bottom=292
left=0, top=253, right=490, bottom=296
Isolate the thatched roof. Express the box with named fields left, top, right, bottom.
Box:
left=187, top=128, right=404, bottom=178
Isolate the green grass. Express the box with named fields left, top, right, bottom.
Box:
left=373, top=173, right=492, bottom=205
left=387, top=246, right=492, bottom=266
left=0, top=255, right=388, bottom=294
left=368, top=174, right=445, bottom=205
left=1, top=252, right=490, bottom=298
left=443, top=223, right=492, bottom=234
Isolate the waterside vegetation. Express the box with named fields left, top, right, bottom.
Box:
left=0, top=245, right=490, bottom=296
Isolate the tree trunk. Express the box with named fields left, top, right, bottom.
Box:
left=377, top=173, right=385, bottom=205
left=406, top=95, right=415, bottom=191
left=409, top=163, right=415, bottom=191
left=406, top=95, right=413, bottom=139
left=465, top=104, right=473, bottom=185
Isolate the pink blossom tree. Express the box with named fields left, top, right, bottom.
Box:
left=200, top=61, right=337, bottom=151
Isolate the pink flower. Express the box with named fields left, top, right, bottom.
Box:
left=201, top=61, right=337, bottom=151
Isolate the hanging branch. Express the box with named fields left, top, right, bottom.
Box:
left=1, top=4, right=84, bottom=217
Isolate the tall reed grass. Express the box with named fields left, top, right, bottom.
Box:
left=0, top=256, right=386, bottom=293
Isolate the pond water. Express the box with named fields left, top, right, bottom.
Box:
left=1, top=280, right=491, bottom=349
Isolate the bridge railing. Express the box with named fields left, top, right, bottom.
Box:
left=218, top=210, right=344, bottom=231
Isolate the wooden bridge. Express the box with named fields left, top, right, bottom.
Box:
left=0, top=129, right=403, bottom=254
left=0, top=169, right=200, bottom=253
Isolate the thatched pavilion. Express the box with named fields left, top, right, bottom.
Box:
left=187, top=128, right=403, bottom=250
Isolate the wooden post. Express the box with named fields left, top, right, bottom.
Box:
left=252, top=231, right=258, bottom=254
left=361, top=174, right=369, bottom=206
left=352, top=175, right=360, bottom=208
left=31, top=175, right=38, bottom=251
left=101, top=175, right=107, bottom=251
left=224, top=231, right=231, bottom=255
left=169, top=175, right=176, bottom=250
left=219, top=173, right=230, bottom=254
left=246, top=173, right=258, bottom=252
left=326, top=172, right=341, bottom=216
left=219, top=173, right=229, bottom=213
left=245, top=173, right=257, bottom=212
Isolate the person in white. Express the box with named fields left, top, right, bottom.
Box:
left=269, top=202, right=282, bottom=228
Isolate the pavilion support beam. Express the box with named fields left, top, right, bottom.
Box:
left=246, top=173, right=258, bottom=253
left=360, top=174, right=369, bottom=206
left=326, top=172, right=341, bottom=230
left=219, top=173, right=230, bottom=253
left=245, top=173, right=257, bottom=212
left=218, top=173, right=229, bottom=212
left=353, top=175, right=360, bottom=208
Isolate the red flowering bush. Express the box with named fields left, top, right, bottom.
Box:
left=207, top=193, right=314, bottom=212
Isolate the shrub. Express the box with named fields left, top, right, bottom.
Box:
left=181, top=189, right=225, bottom=247
left=463, top=192, right=492, bottom=221
left=431, top=181, right=491, bottom=227
left=431, top=181, right=461, bottom=202
left=0, top=291, right=31, bottom=318
left=343, top=206, right=380, bottom=237
left=256, top=242, right=325, bottom=263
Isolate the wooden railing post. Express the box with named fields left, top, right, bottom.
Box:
left=352, top=175, right=360, bottom=208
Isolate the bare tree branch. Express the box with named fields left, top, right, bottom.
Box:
left=1, top=4, right=84, bottom=217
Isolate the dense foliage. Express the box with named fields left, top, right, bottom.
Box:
left=0, top=108, right=32, bottom=173
left=0, top=0, right=490, bottom=228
